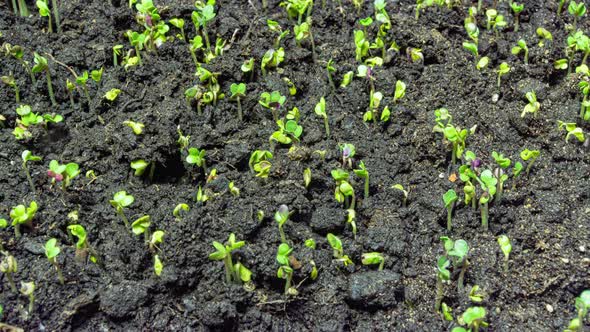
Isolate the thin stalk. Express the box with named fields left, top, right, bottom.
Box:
left=271, top=107, right=278, bottom=123
left=457, top=260, right=468, bottom=293
left=82, top=86, right=91, bottom=106
left=45, top=70, right=57, bottom=107
left=6, top=274, right=17, bottom=293
left=284, top=272, right=292, bottom=295
left=23, top=163, right=36, bottom=194
left=113, top=52, right=118, bottom=67
left=477, top=0, right=482, bottom=12
left=364, top=176, right=369, bottom=200
left=19, top=60, right=36, bottom=84
left=27, top=295, right=34, bottom=313
left=496, top=181, right=503, bottom=204
left=18, top=0, right=29, bottom=17
left=262, top=0, right=267, bottom=12
left=525, top=159, right=535, bottom=176
left=503, top=256, right=509, bottom=273
left=14, top=84, right=20, bottom=103
left=197, top=101, right=202, bottom=116
left=237, top=96, right=243, bottom=122
left=446, top=206, right=453, bottom=231
left=583, top=51, right=590, bottom=66
left=309, top=25, right=317, bottom=63
left=435, top=277, right=443, bottom=312
left=524, top=49, right=528, bottom=65
left=148, top=161, right=155, bottom=182
left=118, top=210, right=129, bottom=228
left=581, top=94, right=587, bottom=118
left=223, top=255, right=233, bottom=283
left=47, top=13, right=53, bottom=33
left=202, top=24, right=211, bottom=52
left=451, top=143, right=457, bottom=165
left=327, top=71, right=336, bottom=93
left=135, top=46, right=142, bottom=65
left=52, top=0, right=61, bottom=33
left=323, top=117, right=330, bottom=138
left=53, top=263, right=65, bottom=284
left=279, top=225, right=286, bottom=243
left=568, top=51, right=574, bottom=75
left=557, top=0, right=565, bottom=16
left=179, top=27, right=186, bottom=42
left=573, top=17, right=578, bottom=34
left=349, top=191, right=356, bottom=210
left=481, top=201, right=489, bottom=231
left=69, top=90, right=75, bottom=109
left=189, top=47, right=199, bottom=69
left=12, top=0, right=17, bottom=15
left=14, top=224, right=21, bottom=238
left=514, top=15, right=519, bottom=33
left=497, top=73, right=502, bottom=89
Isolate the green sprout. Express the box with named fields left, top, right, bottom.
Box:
left=276, top=243, right=296, bottom=295
left=520, top=148, right=540, bottom=176
left=267, top=20, right=290, bottom=49
left=10, top=201, right=37, bottom=238
left=353, top=161, right=369, bottom=200
left=435, top=255, right=450, bottom=312
left=314, top=97, right=330, bottom=138
left=440, top=236, right=469, bottom=292
left=275, top=205, right=291, bottom=243
left=305, top=238, right=316, bottom=249
left=536, top=27, right=553, bottom=48
left=497, top=62, right=510, bottom=89
left=32, top=53, right=57, bottom=106
left=131, top=215, right=151, bottom=243
left=21, top=150, right=42, bottom=194
left=511, top=39, right=529, bottom=65
left=261, top=48, right=285, bottom=76
left=36, top=0, right=53, bottom=33
left=209, top=233, right=249, bottom=284
left=568, top=1, right=586, bottom=32
left=149, top=230, right=164, bottom=252
left=249, top=150, right=273, bottom=178
left=485, top=9, right=496, bottom=30
left=20, top=281, right=35, bottom=313
left=192, top=4, right=215, bottom=52
left=392, top=184, right=409, bottom=207
left=521, top=90, right=540, bottom=118
left=68, top=224, right=97, bottom=263
left=188, top=35, right=203, bottom=67
left=476, top=56, right=489, bottom=70
left=340, top=71, right=354, bottom=88
left=48, top=160, right=80, bottom=190
left=195, top=185, right=208, bottom=203
left=511, top=161, right=524, bottom=191
left=228, top=181, right=240, bottom=197
left=45, top=238, right=64, bottom=284
left=173, top=203, right=190, bottom=221
left=15, top=0, right=29, bottom=16
left=110, top=191, right=134, bottom=227
left=558, top=0, right=566, bottom=15
left=461, top=307, right=488, bottom=332
left=105, top=88, right=122, bottom=102
left=361, top=252, right=384, bottom=270
left=340, top=143, right=356, bottom=168
left=559, top=121, right=586, bottom=143
left=407, top=47, right=424, bottom=63
left=326, top=59, right=337, bottom=92
left=433, top=108, right=469, bottom=165
left=130, top=159, right=149, bottom=177
left=510, top=3, right=524, bottom=32
left=492, top=151, right=511, bottom=203
left=113, top=45, right=124, bottom=67
left=479, top=170, right=497, bottom=231
left=354, top=30, right=370, bottom=62
left=241, top=58, right=255, bottom=81
left=169, top=18, right=186, bottom=41
left=229, top=83, right=246, bottom=122
left=259, top=91, right=286, bottom=122
left=154, top=255, right=163, bottom=276
left=303, top=168, right=312, bottom=188
left=186, top=147, right=207, bottom=174
left=462, top=42, right=479, bottom=61
left=0, top=255, right=17, bottom=292
left=443, top=189, right=458, bottom=231
left=394, top=80, right=407, bottom=103
left=1, top=74, right=20, bottom=103
left=469, top=285, right=485, bottom=303
left=332, top=169, right=355, bottom=210
left=270, top=119, right=303, bottom=146
left=327, top=233, right=353, bottom=266
left=579, top=80, right=590, bottom=120
left=497, top=234, right=512, bottom=273
left=123, top=120, right=144, bottom=135
left=567, top=290, right=590, bottom=332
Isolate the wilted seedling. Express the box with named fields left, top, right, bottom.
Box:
left=314, top=97, right=330, bottom=138
left=276, top=243, right=296, bottom=295
left=443, top=189, right=458, bottom=231
left=261, top=48, right=285, bottom=76
left=435, top=256, right=451, bottom=312
left=209, top=233, right=250, bottom=285
left=22, top=150, right=42, bottom=194
left=20, top=281, right=35, bottom=313
left=536, top=27, right=553, bottom=47
left=249, top=150, right=273, bottom=178
left=0, top=255, right=17, bottom=292
left=362, top=252, right=384, bottom=270
left=353, top=161, right=370, bottom=200
left=110, top=191, right=134, bottom=227
left=10, top=201, right=37, bottom=238
left=32, top=53, right=57, bottom=106
left=259, top=91, right=286, bottom=122
left=187, top=147, right=207, bottom=174
left=511, top=39, right=529, bottom=64
left=497, top=234, right=512, bottom=273
left=48, top=160, right=80, bottom=190
left=520, top=148, right=540, bottom=175
left=45, top=238, right=64, bottom=284
left=229, top=83, right=246, bottom=122
left=331, top=169, right=355, bottom=210
left=1, top=74, right=20, bottom=103
left=521, top=90, right=540, bottom=118
left=123, top=120, right=144, bottom=135
left=149, top=230, right=164, bottom=252
left=327, top=233, right=353, bottom=266
left=275, top=205, right=291, bottom=243
left=173, top=203, right=189, bottom=221
left=132, top=215, right=151, bottom=243
left=461, top=307, right=488, bottom=332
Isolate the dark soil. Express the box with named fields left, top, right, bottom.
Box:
left=1, top=0, right=589, bottom=331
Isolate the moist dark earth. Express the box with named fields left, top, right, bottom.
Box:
left=1, top=0, right=589, bottom=331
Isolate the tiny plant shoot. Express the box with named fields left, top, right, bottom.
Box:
left=20, top=281, right=35, bottom=313
left=314, top=97, right=330, bottom=138
left=22, top=150, right=42, bottom=194
left=353, top=161, right=370, bottom=200
left=48, top=160, right=80, bottom=190
left=45, top=238, right=64, bottom=284
left=497, top=235, right=512, bottom=273
left=208, top=233, right=249, bottom=285
left=0, top=255, right=18, bottom=292
left=275, top=205, right=291, bottom=244
left=132, top=215, right=151, bottom=243
left=327, top=233, right=353, bottom=266
left=361, top=252, right=385, bottom=270
left=32, top=53, right=57, bottom=106
left=229, top=83, right=246, bottom=122
left=443, top=189, right=458, bottom=231
left=520, top=148, right=540, bottom=175
left=110, top=191, right=134, bottom=227
left=276, top=243, right=296, bottom=295
left=10, top=201, right=37, bottom=238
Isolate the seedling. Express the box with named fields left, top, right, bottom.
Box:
left=492, top=151, right=511, bottom=203
left=186, top=147, right=207, bottom=174
left=440, top=236, right=469, bottom=292
left=579, top=81, right=590, bottom=120
left=314, top=97, right=330, bottom=138
left=569, top=290, right=590, bottom=331
left=435, top=255, right=450, bottom=312
left=0, top=255, right=17, bottom=292
left=1, top=74, right=20, bottom=103
left=461, top=307, right=488, bottom=332
left=241, top=58, right=255, bottom=81
left=476, top=57, right=489, bottom=70
left=149, top=230, right=164, bottom=252
left=36, top=0, right=53, bottom=33
left=20, top=281, right=35, bottom=313
left=48, top=160, right=80, bottom=190
left=558, top=0, right=566, bottom=15
left=340, top=143, right=356, bottom=169
left=392, top=184, right=409, bottom=207
left=45, top=238, right=64, bottom=284
left=327, top=233, right=353, bottom=266
left=193, top=4, right=215, bottom=52
left=340, top=71, right=354, bottom=88
left=110, top=191, right=134, bottom=227
left=249, top=150, right=273, bottom=178
left=173, top=203, right=190, bottom=221
left=433, top=108, right=469, bottom=165
left=485, top=9, right=496, bottom=31
left=511, top=39, right=529, bottom=65
left=123, top=120, right=144, bottom=135
left=463, top=42, right=479, bottom=61
left=303, top=168, right=311, bottom=188
left=132, top=215, right=151, bottom=243
left=521, top=90, right=540, bottom=118
left=407, top=47, right=424, bottom=63
left=112, top=45, right=124, bottom=67
left=10, top=201, right=37, bottom=238
left=229, top=83, right=246, bottom=121
left=259, top=91, right=286, bottom=122
left=68, top=224, right=97, bottom=263
left=14, top=0, right=29, bottom=16
left=195, top=185, right=209, bottom=202
left=497, top=234, right=511, bottom=273
left=332, top=169, right=355, bottom=210
left=361, top=252, right=384, bottom=270
left=559, top=121, right=586, bottom=143
left=496, top=62, right=510, bottom=89
left=353, top=161, right=369, bottom=200
left=154, top=255, right=163, bottom=276
left=32, top=53, right=57, bottom=106
left=469, top=285, right=485, bottom=303
left=209, top=233, right=249, bottom=284
left=21, top=150, right=42, bottom=194
left=394, top=80, right=407, bottom=103
left=305, top=238, right=316, bottom=249
left=511, top=161, right=524, bottom=191
left=130, top=159, right=149, bottom=177
left=569, top=1, right=587, bottom=32
left=267, top=20, right=290, bottom=49
left=520, top=148, right=540, bottom=175
left=276, top=243, right=296, bottom=295
left=275, top=205, right=291, bottom=243
left=443, top=189, right=458, bottom=231
left=261, top=48, right=285, bottom=76
left=169, top=18, right=186, bottom=41
left=105, top=88, right=122, bottom=102
left=510, top=3, right=524, bottom=32
left=354, top=30, right=370, bottom=62
left=479, top=170, right=497, bottom=231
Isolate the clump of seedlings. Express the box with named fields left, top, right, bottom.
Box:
left=249, top=150, right=273, bottom=178
left=209, top=233, right=251, bottom=285
left=440, top=236, right=469, bottom=292
left=45, top=238, right=64, bottom=284
left=0, top=255, right=18, bottom=292
left=259, top=91, right=286, bottom=122
left=433, top=108, right=470, bottom=165
left=48, top=160, right=80, bottom=190
left=10, top=201, right=37, bottom=238
left=110, top=191, right=134, bottom=227
left=13, top=104, right=63, bottom=140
